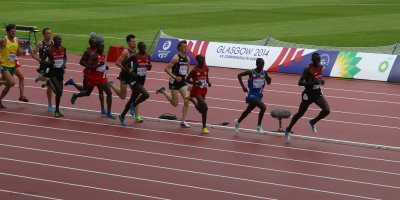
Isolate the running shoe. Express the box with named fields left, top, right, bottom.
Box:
left=201, top=127, right=210, bottom=134
left=64, top=78, right=74, bottom=86
left=234, top=119, right=239, bottom=134
left=285, top=127, right=291, bottom=142
left=48, top=105, right=54, bottom=111
left=55, top=111, right=64, bottom=118
left=0, top=102, right=6, bottom=109
left=109, top=80, right=114, bottom=85
left=155, top=87, right=165, bottom=94
left=256, top=125, right=264, bottom=134
left=130, top=102, right=136, bottom=116
left=134, top=116, right=144, bottom=123
left=180, top=121, right=191, bottom=128
left=309, top=120, right=317, bottom=134
left=19, top=96, right=29, bottom=102
left=35, top=74, right=42, bottom=82
left=71, top=93, right=77, bottom=105
left=106, top=113, right=116, bottom=119
left=100, top=109, right=107, bottom=115
left=41, top=79, right=49, bottom=88
left=119, top=115, right=126, bottom=126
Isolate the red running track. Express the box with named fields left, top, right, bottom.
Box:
left=0, top=54, right=399, bottom=200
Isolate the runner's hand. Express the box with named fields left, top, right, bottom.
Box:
left=175, top=77, right=182, bottom=82
left=195, top=81, right=202, bottom=86
left=243, top=88, right=248, bottom=93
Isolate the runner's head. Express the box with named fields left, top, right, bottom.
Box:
left=95, top=41, right=104, bottom=53
left=42, top=28, right=51, bottom=41
left=138, top=42, right=146, bottom=53
left=256, top=58, right=264, bottom=71
left=53, top=35, right=62, bottom=47
left=177, top=40, right=188, bottom=54
left=312, top=53, right=321, bottom=67
left=196, top=54, right=205, bottom=66
left=6, top=24, right=16, bottom=38
left=126, top=34, right=136, bottom=49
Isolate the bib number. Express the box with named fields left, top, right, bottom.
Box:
left=54, top=59, right=63, bottom=68
left=253, top=78, right=265, bottom=88
left=137, top=67, right=147, bottom=76
left=97, top=64, right=106, bottom=72
left=8, top=53, right=16, bottom=61
left=179, top=65, right=188, bottom=75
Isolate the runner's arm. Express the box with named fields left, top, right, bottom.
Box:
left=31, top=41, right=43, bottom=62
left=185, top=68, right=198, bottom=85
left=164, top=55, right=180, bottom=80
left=298, top=67, right=318, bottom=87
left=238, top=70, right=252, bottom=93
left=116, top=50, right=129, bottom=71
left=206, top=66, right=211, bottom=87
left=264, top=70, right=271, bottom=85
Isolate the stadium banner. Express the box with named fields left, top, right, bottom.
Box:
left=151, top=37, right=400, bottom=82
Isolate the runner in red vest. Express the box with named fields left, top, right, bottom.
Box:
left=71, top=38, right=115, bottom=119
left=285, top=53, right=330, bottom=142
left=41, top=35, right=67, bottom=117
left=118, top=42, right=151, bottom=126
left=64, top=33, right=106, bottom=114
left=185, top=54, right=211, bottom=133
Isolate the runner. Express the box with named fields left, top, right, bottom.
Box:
left=156, top=40, right=191, bottom=128
left=41, top=35, right=67, bottom=117
left=32, top=27, right=53, bottom=111
left=234, top=58, right=271, bottom=134
left=118, top=42, right=151, bottom=126
left=110, top=34, right=136, bottom=99
left=285, top=53, right=330, bottom=142
left=0, top=24, right=22, bottom=108
left=64, top=33, right=106, bottom=114
left=185, top=54, right=211, bottom=133
left=14, top=56, right=29, bottom=102
left=71, top=35, right=115, bottom=119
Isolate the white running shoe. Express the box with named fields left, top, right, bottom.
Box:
left=180, top=121, right=191, bottom=128
left=234, top=119, right=239, bottom=134
left=256, top=126, right=264, bottom=134
left=309, top=120, right=317, bottom=134
left=285, top=127, right=291, bottom=142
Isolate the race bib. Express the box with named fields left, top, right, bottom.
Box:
left=54, top=59, right=63, bottom=68
left=97, top=64, right=106, bottom=72
left=137, top=67, right=147, bottom=76
left=253, top=78, right=265, bottom=88
left=179, top=65, right=188, bottom=75
left=8, top=53, right=16, bottom=61
left=199, top=79, right=207, bottom=88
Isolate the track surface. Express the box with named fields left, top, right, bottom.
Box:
left=0, top=54, right=399, bottom=200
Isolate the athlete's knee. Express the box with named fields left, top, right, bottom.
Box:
left=323, top=108, right=330, bottom=116
left=7, top=80, right=15, bottom=87
left=142, top=92, right=150, bottom=100
left=259, top=104, right=266, bottom=112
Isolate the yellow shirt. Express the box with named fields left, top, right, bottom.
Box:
left=0, top=37, right=18, bottom=67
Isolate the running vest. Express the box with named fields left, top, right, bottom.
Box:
left=172, top=54, right=189, bottom=78
left=248, top=69, right=265, bottom=94
left=305, top=64, right=323, bottom=90
left=135, top=52, right=150, bottom=76
left=93, top=51, right=106, bottom=78
left=84, top=47, right=95, bottom=65
left=39, top=40, right=53, bottom=60
left=49, top=45, right=65, bottom=68
left=192, top=65, right=208, bottom=89
left=125, top=48, right=136, bottom=70
left=0, top=37, right=18, bottom=67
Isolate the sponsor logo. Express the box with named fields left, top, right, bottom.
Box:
left=320, top=54, right=330, bottom=67
left=378, top=61, right=389, bottom=72
left=163, top=40, right=172, bottom=50
left=333, top=51, right=361, bottom=78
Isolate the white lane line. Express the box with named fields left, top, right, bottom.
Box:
left=0, top=172, right=169, bottom=200
left=0, top=157, right=381, bottom=200
left=0, top=127, right=399, bottom=176
left=1, top=143, right=399, bottom=190
left=0, top=158, right=275, bottom=200
left=1, top=109, right=400, bottom=163
left=0, top=189, right=62, bottom=200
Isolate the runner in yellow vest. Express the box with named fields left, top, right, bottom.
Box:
left=0, top=24, right=22, bottom=108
